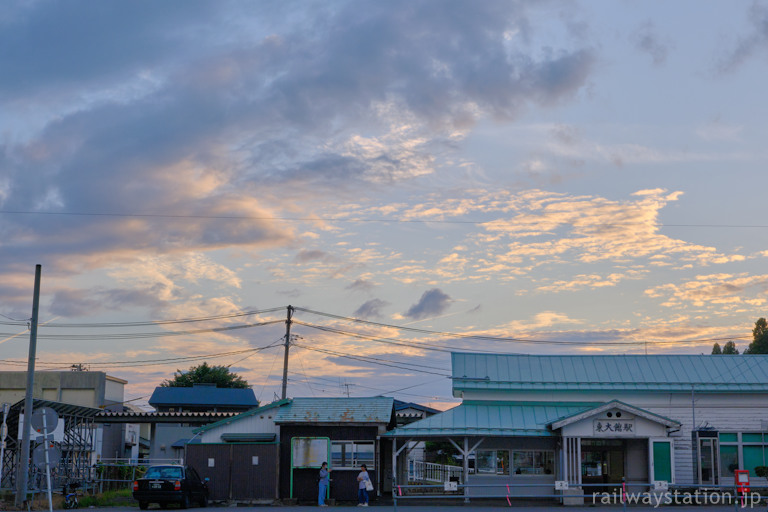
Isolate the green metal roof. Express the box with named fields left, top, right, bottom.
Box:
left=452, top=353, right=768, bottom=393
left=384, top=401, right=599, bottom=437
left=220, top=433, right=276, bottom=442
left=192, top=398, right=291, bottom=434
left=274, top=397, right=394, bottom=424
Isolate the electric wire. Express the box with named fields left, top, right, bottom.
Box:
left=293, top=343, right=451, bottom=377
left=0, top=319, right=285, bottom=341
left=2, top=209, right=768, bottom=228
left=294, top=309, right=751, bottom=347
left=0, top=342, right=284, bottom=369
left=0, top=308, right=285, bottom=328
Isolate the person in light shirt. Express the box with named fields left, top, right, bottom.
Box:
left=356, top=464, right=370, bottom=507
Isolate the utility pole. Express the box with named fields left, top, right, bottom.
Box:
left=280, top=305, right=294, bottom=400
left=15, top=264, right=41, bottom=509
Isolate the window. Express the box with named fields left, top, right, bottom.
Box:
left=719, top=432, right=768, bottom=477
left=476, top=450, right=509, bottom=475
left=512, top=450, right=555, bottom=476
left=331, top=441, right=375, bottom=469
left=719, top=446, right=738, bottom=477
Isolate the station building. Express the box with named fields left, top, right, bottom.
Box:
left=386, top=353, right=768, bottom=499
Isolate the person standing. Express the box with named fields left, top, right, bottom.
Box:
left=318, top=462, right=331, bottom=507
left=356, top=464, right=370, bottom=507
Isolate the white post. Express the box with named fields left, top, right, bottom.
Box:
left=0, top=403, right=9, bottom=488
left=43, top=412, right=53, bottom=512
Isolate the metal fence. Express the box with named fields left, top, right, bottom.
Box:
left=409, top=461, right=465, bottom=484
left=392, top=477, right=768, bottom=510
left=92, top=458, right=183, bottom=492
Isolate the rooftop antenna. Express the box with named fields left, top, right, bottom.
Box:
left=342, top=382, right=355, bottom=398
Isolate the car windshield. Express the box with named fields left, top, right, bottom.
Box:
left=145, top=467, right=183, bottom=479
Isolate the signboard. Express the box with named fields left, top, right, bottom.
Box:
left=735, top=470, right=750, bottom=492
left=555, top=481, right=569, bottom=490
left=33, top=442, right=61, bottom=470
left=593, top=419, right=636, bottom=436
left=31, top=408, right=59, bottom=433
left=19, top=412, right=65, bottom=443
left=291, top=438, right=329, bottom=468
left=444, top=481, right=458, bottom=491
left=653, top=480, right=669, bottom=491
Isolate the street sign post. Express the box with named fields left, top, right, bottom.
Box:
left=0, top=403, right=9, bottom=490
left=32, top=407, right=59, bottom=512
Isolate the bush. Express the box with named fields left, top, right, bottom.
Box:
left=755, top=466, right=768, bottom=478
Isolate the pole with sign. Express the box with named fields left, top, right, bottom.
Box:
left=0, top=403, right=9, bottom=488
left=31, top=407, right=60, bottom=512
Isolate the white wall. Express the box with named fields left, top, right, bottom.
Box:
left=199, top=410, right=280, bottom=443
left=459, top=389, right=768, bottom=486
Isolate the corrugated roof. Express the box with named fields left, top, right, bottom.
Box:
left=452, top=353, right=768, bottom=393
left=149, top=385, right=258, bottom=407
left=275, top=397, right=394, bottom=424
left=192, top=399, right=291, bottom=434
left=384, top=401, right=598, bottom=437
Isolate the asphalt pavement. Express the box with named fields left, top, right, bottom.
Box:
left=54, top=505, right=759, bottom=512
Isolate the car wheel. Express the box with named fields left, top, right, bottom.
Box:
left=139, top=502, right=149, bottom=510
left=180, top=493, right=190, bottom=509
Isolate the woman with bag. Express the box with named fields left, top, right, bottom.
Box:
left=356, top=464, right=371, bottom=506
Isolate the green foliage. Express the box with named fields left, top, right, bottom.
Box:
left=78, top=488, right=133, bottom=508
left=161, top=362, right=250, bottom=388
left=713, top=341, right=739, bottom=354
left=425, top=441, right=461, bottom=465
left=745, top=318, right=768, bottom=354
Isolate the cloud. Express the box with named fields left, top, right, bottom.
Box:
left=535, top=271, right=646, bottom=293
left=354, top=299, right=390, bottom=319
left=49, top=288, right=165, bottom=317
left=645, top=273, right=768, bottom=309
left=346, top=279, right=376, bottom=293
left=716, top=3, right=768, bottom=73
left=294, top=250, right=330, bottom=263
left=403, top=288, right=453, bottom=320
left=631, top=22, right=671, bottom=66
left=0, top=1, right=596, bottom=321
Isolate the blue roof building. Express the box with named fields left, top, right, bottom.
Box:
left=386, top=353, right=768, bottom=502
left=149, top=383, right=258, bottom=412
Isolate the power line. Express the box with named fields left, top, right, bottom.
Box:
left=0, top=342, right=284, bottom=369
left=293, top=343, right=451, bottom=377
left=293, top=309, right=752, bottom=347
left=0, top=319, right=285, bottom=341
left=2, top=209, right=768, bottom=228
left=0, top=307, right=285, bottom=328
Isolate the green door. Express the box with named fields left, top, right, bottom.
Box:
left=651, top=440, right=673, bottom=483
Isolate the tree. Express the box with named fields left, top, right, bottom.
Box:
left=745, top=318, right=768, bottom=354
left=424, top=441, right=461, bottom=466
left=712, top=341, right=739, bottom=354
left=161, top=362, right=250, bottom=388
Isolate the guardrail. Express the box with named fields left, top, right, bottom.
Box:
left=409, top=461, right=464, bottom=483
left=391, top=477, right=768, bottom=510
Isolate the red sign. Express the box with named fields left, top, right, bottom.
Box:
left=735, top=469, right=750, bottom=492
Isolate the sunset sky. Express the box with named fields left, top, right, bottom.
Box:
left=2, top=0, right=768, bottom=409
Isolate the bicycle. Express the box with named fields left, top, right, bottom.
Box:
left=63, top=482, right=81, bottom=509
